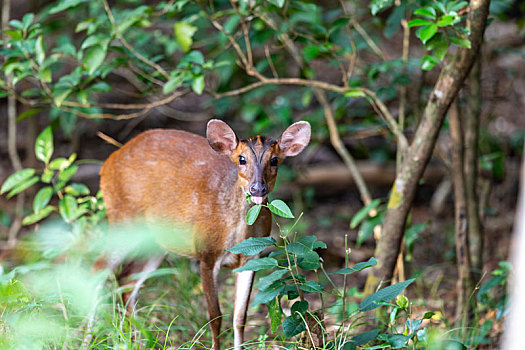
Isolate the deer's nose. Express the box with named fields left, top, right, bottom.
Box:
left=249, top=182, right=268, bottom=196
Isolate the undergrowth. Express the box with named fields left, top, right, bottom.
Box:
left=0, top=123, right=509, bottom=349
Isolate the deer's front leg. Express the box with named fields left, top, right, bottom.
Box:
left=233, top=267, right=255, bottom=349
left=200, top=260, right=222, bottom=350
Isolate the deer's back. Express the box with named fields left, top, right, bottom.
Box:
left=100, top=129, right=241, bottom=257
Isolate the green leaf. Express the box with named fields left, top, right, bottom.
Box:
left=282, top=315, right=305, bottom=338
left=8, top=20, right=24, bottom=30
left=351, top=329, right=380, bottom=345
left=357, top=214, right=382, bottom=247
left=35, top=126, right=54, bottom=164
left=90, top=81, right=112, bottom=92
left=53, top=87, right=72, bottom=107
left=420, top=24, right=438, bottom=44
left=84, top=44, right=106, bottom=75
left=49, top=158, right=69, bottom=171
left=59, top=194, right=78, bottom=223
left=268, top=0, right=285, bottom=7
left=291, top=300, right=309, bottom=317
left=39, top=67, right=52, bottom=83
left=287, top=241, right=313, bottom=256
left=253, top=280, right=284, bottom=305
left=41, top=169, right=54, bottom=183
left=33, top=186, right=53, bottom=212
left=50, top=0, right=90, bottom=14
left=414, top=7, right=437, bottom=19
left=258, top=269, right=288, bottom=291
left=191, top=75, right=205, bottom=95
left=341, top=342, right=357, bottom=350
left=268, top=298, right=282, bottom=333
left=330, top=257, right=377, bottom=275
left=7, top=176, right=39, bottom=198
left=297, top=251, right=321, bottom=270
left=22, top=13, right=34, bottom=30
left=421, top=55, right=440, bottom=70
left=174, top=22, right=197, bottom=52
left=22, top=205, right=55, bottom=225
left=4, top=29, right=23, bottom=40
left=437, top=14, right=455, bottom=27
left=407, top=19, right=432, bottom=27
left=58, top=164, right=78, bottom=183
left=163, top=72, right=185, bottom=94
left=450, top=36, right=471, bottom=49
left=423, top=311, right=436, bottom=319
left=180, top=50, right=204, bottom=66
left=300, top=280, right=323, bottom=293
left=1, top=169, right=36, bottom=194
left=35, top=35, right=45, bottom=65
left=427, top=34, right=448, bottom=60
left=81, top=34, right=109, bottom=50
left=350, top=199, right=381, bottom=228
left=359, top=278, right=415, bottom=311
left=64, top=183, right=90, bottom=196
left=377, top=334, right=411, bottom=348
left=246, top=204, right=262, bottom=225
left=233, top=257, right=278, bottom=272
left=370, top=0, right=394, bottom=15
left=268, top=199, right=294, bottom=218
left=344, top=89, right=366, bottom=98
left=302, top=45, right=320, bottom=62
left=228, top=236, right=276, bottom=255
left=449, top=1, right=469, bottom=12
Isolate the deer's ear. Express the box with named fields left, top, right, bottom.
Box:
left=207, top=119, right=238, bottom=156
left=278, top=121, right=311, bottom=157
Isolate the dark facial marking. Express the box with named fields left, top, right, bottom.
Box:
left=241, top=136, right=277, bottom=163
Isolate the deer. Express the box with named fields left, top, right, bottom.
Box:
left=97, top=119, right=311, bottom=349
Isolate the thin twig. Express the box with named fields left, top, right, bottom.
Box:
left=338, top=0, right=358, bottom=80
left=62, top=90, right=186, bottom=110
left=351, top=20, right=388, bottom=60
left=230, top=0, right=253, bottom=67
left=265, top=45, right=278, bottom=78
left=397, top=16, right=411, bottom=172
left=315, top=89, right=372, bottom=205
left=96, top=131, right=123, bottom=148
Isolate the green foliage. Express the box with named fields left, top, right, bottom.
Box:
left=477, top=260, right=510, bottom=319
left=0, top=127, right=105, bottom=229
left=408, top=1, right=470, bottom=70
left=359, top=279, right=415, bottom=312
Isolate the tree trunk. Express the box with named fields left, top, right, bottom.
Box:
left=450, top=100, right=472, bottom=325
left=464, top=58, right=483, bottom=275
left=364, top=0, right=491, bottom=294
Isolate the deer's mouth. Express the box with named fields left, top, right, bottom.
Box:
left=251, top=195, right=264, bottom=205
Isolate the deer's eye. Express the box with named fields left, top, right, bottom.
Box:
left=270, top=157, right=279, bottom=166
left=239, top=155, right=247, bottom=165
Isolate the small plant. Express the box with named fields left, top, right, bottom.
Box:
left=230, top=198, right=425, bottom=348
left=0, top=126, right=105, bottom=231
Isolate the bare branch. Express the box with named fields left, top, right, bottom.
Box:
left=314, top=89, right=372, bottom=205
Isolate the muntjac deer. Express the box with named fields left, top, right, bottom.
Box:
left=99, top=119, right=311, bottom=349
